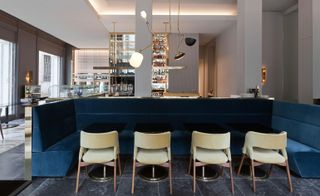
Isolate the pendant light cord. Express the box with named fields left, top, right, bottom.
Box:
left=177, top=0, right=181, bottom=35
left=144, top=0, right=154, bottom=35
left=169, top=0, right=171, bottom=33
left=177, top=0, right=184, bottom=52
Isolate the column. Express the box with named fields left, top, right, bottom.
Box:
left=298, top=0, right=313, bottom=103
left=313, top=0, right=320, bottom=99
left=134, top=0, right=152, bottom=97
left=237, top=0, right=262, bottom=93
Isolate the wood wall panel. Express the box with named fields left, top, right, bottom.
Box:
left=0, top=10, right=74, bottom=117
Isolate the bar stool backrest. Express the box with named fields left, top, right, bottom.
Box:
left=134, top=131, right=171, bottom=150
left=80, top=130, right=118, bottom=149
left=245, top=131, right=287, bottom=150
left=192, top=131, right=230, bottom=150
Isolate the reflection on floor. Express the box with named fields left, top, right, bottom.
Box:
left=0, top=144, right=24, bottom=180
left=19, top=157, right=320, bottom=196
left=0, top=119, right=25, bottom=181
left=0, top=119, right=25, bottom=154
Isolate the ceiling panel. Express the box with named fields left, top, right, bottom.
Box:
left=0, top=0, right=108, bottom=48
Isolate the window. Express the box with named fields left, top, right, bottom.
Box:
left=38, top=51, right=62, bottom=97
left=0, top=39, right=16, bottom=116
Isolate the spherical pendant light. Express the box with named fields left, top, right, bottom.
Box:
left=129, top=52, right=144, bottom=68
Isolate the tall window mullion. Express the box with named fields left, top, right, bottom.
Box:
left=38, top=51, right=62, bottom=98
left=0, top=39, right=16, bottom=116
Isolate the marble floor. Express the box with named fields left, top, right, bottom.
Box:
left=0, top=144, right=24, bottom=180
left=19, top=157, right=320, bottom=196
left=0, top=119, right=25, bottom=154
left=0, top=119, right=25, bottom=181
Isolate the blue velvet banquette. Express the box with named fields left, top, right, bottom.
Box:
left=31, top=98, right=320, bottom=178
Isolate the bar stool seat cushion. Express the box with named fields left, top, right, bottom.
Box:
left=252, top=148, right=286, bottom=164
left=195, top=148, right=228, bottom=164
left=82, top=148, right=114, bottom=163
left=136, top=149, right=169, bottom=164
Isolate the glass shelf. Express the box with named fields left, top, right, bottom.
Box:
left=152, top=33, right=169, bottom=96
left=109, top=33, right=136, bottom=96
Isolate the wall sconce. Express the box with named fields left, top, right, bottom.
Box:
left=261, top=65, right=267, bottom=85
left=25, top=71, right=33, bottom=84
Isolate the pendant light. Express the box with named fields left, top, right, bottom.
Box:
left=185, top=37, right=196, bottom=46
left=129, top=9, right=153, bottom=68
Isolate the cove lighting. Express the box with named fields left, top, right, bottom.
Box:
left=98, top=11, right=236, bottom=16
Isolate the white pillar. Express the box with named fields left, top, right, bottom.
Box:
left=298, top=0, right=313, bottom=103
left=237, top=0, right=262, bottom=93
left=134, top=0, right=152, bottom=97
left=313, top=0, right=320, bottom=99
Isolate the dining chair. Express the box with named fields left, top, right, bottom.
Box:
left=237, top=131, right=293, bottom=192
left=188, top=131, right=234, bottom=194
left=75, top=130, right=121, bottom=193
left=131, top=131, right=172, bottom=194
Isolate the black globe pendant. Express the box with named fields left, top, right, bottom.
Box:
left=185, top=37, right=196, bottom=46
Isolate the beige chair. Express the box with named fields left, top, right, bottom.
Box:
left=0, top=108, right=3, bottom=139
left=131, top=131, right=172, bottom=194
left=75, top=131, right=121, bottom=193
left=237, top=131, right=293, bottom=192
left=188, top=131, right=234, bottom=194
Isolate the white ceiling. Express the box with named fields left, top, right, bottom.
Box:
left=0, top=0, right=109, bottom=48
left=94, top=0, right=237, bottom=34
left=0, top=0, right=299, bottom=49
left=101, top=15, right=236, bottom=34
left=90, top=0, right=238, bottom=15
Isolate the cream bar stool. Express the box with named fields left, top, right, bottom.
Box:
left=75, top=131, right=121, bottom=193
left=237, top=131, right=293, bottom=192
left=131, top=131, right=172, bottom=194
left=188, top=131, right=234, bottom=194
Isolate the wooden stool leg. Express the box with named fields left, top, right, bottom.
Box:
left=131, top=160, right=136, bottom=194
left=268, top=164, right=273, bottom=177
left=118, top=154, right=122, bottom=176
left=220, top=166, right=224, bottom=176
left=193, top=160, right=196, bottom=193
left=114, top=161, right=117, bottom=192
left=75, top=162, right=81, bottom=193
left=229, top=162, right=234, bottom=194
left=251, top=160, right=256, bottom=192
left=169, top=161, right=173, bottom=195
left=285, top=161, right=293, bottom=192
left=237, top=154, right=245, bottom=175
left=188, top=155, right=192, bottom=175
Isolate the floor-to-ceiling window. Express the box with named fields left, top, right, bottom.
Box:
left=0, top=38, right=16, bottom=116
left=38, top=51, right=62, bottom=97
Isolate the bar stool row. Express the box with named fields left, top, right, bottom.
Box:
left=75, top=131, right=293, bottom=194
